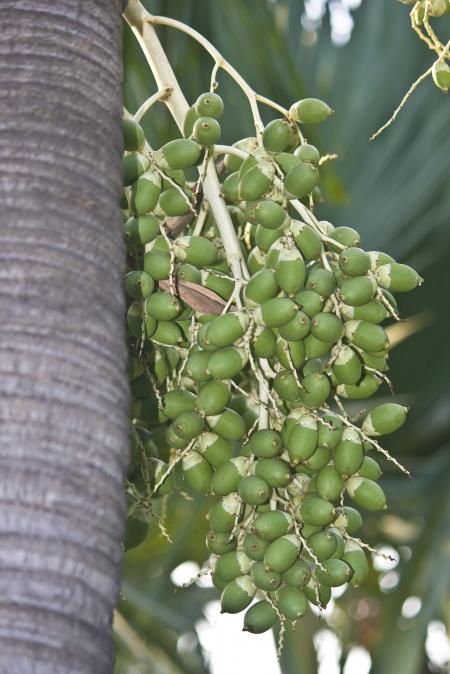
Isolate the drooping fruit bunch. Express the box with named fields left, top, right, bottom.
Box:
left=121, top=1, right=422, bottom=640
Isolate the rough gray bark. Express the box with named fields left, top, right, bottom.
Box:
left=0, top=2, right=128, bottom=673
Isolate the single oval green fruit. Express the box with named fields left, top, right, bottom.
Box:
left=290, top=98, right=333, bottom=124
left=243, top=600, right=277, bottom=634
left=340, top=275, right=377, bottom=306
left=316, top=465, right=344, bottom=502
left=215, top=551, right=252, bottom=583
left=250, top=561, right=282, bottom=591
left=362, top=403, right=408, bottom=436
left=375, top=263, right=422, bottom=292
left=308, top=530, right=338, bottom=561
left=311, top=312, right=344, bottom=343
left=264, top=534, right=300, bottom=573
left=263, top=118, right=292, bottom=153
left=282, top=559, right=311, bottom=587
left=221, top=576, right=256, bottom=614
left=297, top=496, right=335, bottom=526
left=192, top=116, right=221, bottom=145
left=154, top=138, right=202, bottom=170
left=287, top=415, right=318, bottom=464
left=346, top=476, right=387, bottom=511
left=338, top=247, right=370, bottom=276
left=331, top=345, right=362, bottom=385
left=332, top=429, right=364, bottom=477
left=208, top=493, right=241, bottom=532
left=182, top=450, right=212, bottom=493
left=211, top=457, right=249, bottom=496
left=284, top=161, right=319, bottom=198
left=206, top=531, right=237, bottom=555
left=255, top=200, right=288, bottom=230
left=195, top=91, right=224, bottom=118
left=254, top=510, right=294, bottom=541
left=207, top=408, right=247, bottom=441
left=318, top=414, right=343, bottom=450
left=316, top=558, right=353, bottom=587
left=123, top=118, right=145, bottom=151
left=277, top=586, right=308, bottom=619
left=124, top=270, right=154, bottom=300
left=238, top=475, right=271, bottom=505
left=243, top=533, right=270, bottom=561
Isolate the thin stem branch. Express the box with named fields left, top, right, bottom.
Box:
left=133, top=87, right=172, bottom=123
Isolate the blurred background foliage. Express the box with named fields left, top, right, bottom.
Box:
left=117, top=1, right=450, bottom=672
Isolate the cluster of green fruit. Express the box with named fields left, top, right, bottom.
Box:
left=121, top=91, right=421, bottom=633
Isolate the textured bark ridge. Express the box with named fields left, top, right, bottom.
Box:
left=0, top=2, right=128, bottom=673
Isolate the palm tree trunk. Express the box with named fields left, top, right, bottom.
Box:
left=0, top=2, right=128, bottom=672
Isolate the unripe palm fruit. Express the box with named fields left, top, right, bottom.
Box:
left=192, top=116, right=221, bottom=145
left=337, top=373, right=382, bottom=400
left=284, top=161, right=319, bottom=198
left=333, top=429, right=364, bottom=477
left=182, top=450, right=212, bottom=493
left=345, top=320, right=389, bottom=353
left=123, top=118, right=145, bottom=151
left=221, top=576, right=256, bottom=614
left=375, top=263, right=422, bottom=292
left=215, top=551, right=252, bottom=583
left=311, top=312, right=344, bottom=343
left=146, top=291, right=182, bottom=321
left=211, top=457, right=249, bottom=496
left=185, top=350, right=211, bottom=382
left=206, top=531, right=237, bottom=556
left=287, top=415, right=318, bottom=464
left=244, top=268, right=279, bottom=306
left=316, top=465, right=344, bottom=502
left=262, top=119, right=292, bottom=153
left=299, top=372, right=331, bottom=408
left=209, top=493, right=241, bottom=532
left=276, top=248, right=307, bottom=295
left=196, top=381, right=230, bottom=417
left=295, top=288, right=325, bottom=316
left=297, top=496, right=335, bottom=526
left=275, top=337, right=306, bottom=370
left=154, top=138, right=202, bottom=170
left=303, top=333, right=330, bottom=360
left=264, top=534, right=300, bottom=573
left=255, top=200, right=288, bottom=230
left=329, top=226, right=360, bottom=249
left=195, top=91, right=224, bottom=118
left=273, top=370, right=302, bottom=401
left=368, top=251, right=395, bottom=271
left=123, top=152, right=150, bottom=186
left=206, top=347, right=247, bottom=380
left=252, top=326, right=277, bottom=358
left=250, top=562, right=282, bottom=591
left=346, top=476, right=387, bottom=511
left=304, top=580, right=331, bottom=607
left=277, top=586, right=308, bottom=619
left=207, top=408, right=246, bottom=441
left=294, top=143, right=321, bottom=165
left=306, top=267, right=336, bottom=296
left=258, top=297, right=297, bottom=328
left=196, top=432, right=233, bottom=467
left=290, top=98, right=333, bottom=124
left=340, top=298, right=389, bottom=324
left=243, top=533, right=270, bottom=562
left=255, top=458, right=291, bottom=488
left=206, top=312, right=249, bottom=348
left=334, top=505, right=362, bottom=534
left=173, top=411, right=205, bottom=440
left=243, top=600, right=277, bottom=633
left=143, top=249, right=170, bottom=280
left=432, top=59, right=450, bottom=92
left=282, top=559, right=311, bottom=587
left=342, top=541, right=369, bottom=587
left=361, top=403, right=408, bottom=436
left=222, top=171, right=239, bottom=203
left=239, top=161, right=275, bottom=201
left=124, top=214, right=160, bottom=248
left=358, top=455, right=382, bottom=481
left=161, top=390, right=196, bottom=419
left=183, top=105, right=200, bottom=137
left=124, top=270, right=154, bottom=300
left=340, top=275, right=377, bottom=306
left=238, top=475, right=271, bottom=505
left=159, top=188, right=191, bottom=216
left=331, top=344, right=362, bottom=385
left=338, top=247, right=370, bottom=276
left=247, top=429, right=282, bottom=459
left=173, top=235, right=217, bottom=266
left=318, top=414, right=343, bottom=450
left=290, top=220, right=322, bottom=260
left=316, top=558, right=353, bottom=587
left=254, top=511, right=293, bottom=541
left=275, top=151, right=301, bottom=174
left=308, top=530, right=338, bottom=561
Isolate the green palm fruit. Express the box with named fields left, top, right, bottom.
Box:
left=340, top=298, right=389, bottom=323
left=206, top=347, right=247, bottom=380
left=183, top=105, right=200, bottom=137
left=247, top=429, right=282, bottom=459
left=244, top=268, right=279, bottom=306
left=294, top=143, right=321, bottom=165
left=295, top=289, right=325, bottom=316
left=331, top=345, right=362, bottom=385
left=340, top=275, right=377, bottom=306
left=243, top=600, right=277, bottom=634
left=195, top=91, right=224, bottom=118
left=255, top=224, right=284, bottom=253
left=177, top=264, right=201, bottom=284
left=362, top=351, right=388, bottom=372
left=159, top=187, right=191, bottom=216
left=284, top=162, right=319, bottom=198
left=318, top=414, right=343, bottom=450
left=282, top=559, right=311, bottom=587
left=329, top=527, right=345, bottom=559
left=275, top=151, right=301, bottom=174
left=334, top=506, right=362, bottom=534
left=375, top=263, right=422, bottom=292
left=362, top=403, right=408, bottom=436
left=145, top=291, right=182, bottom=320
left=215, top=551, right=252, bottom=583
left=237, top=154, right=259, bottom=182
left=329, top=226, right=360, bottom=250
left=196, top=432, right=233, bottom=467
left=432, top=58, right=450, bottom=92
left=123, top=118, right=145, bottom=151
left=154, top=138, right=202, bottom=170
left=273, top=370, right=302, bottom=401
left=290, top=220, right=322, bottom=260
left=130, top=170, right=161, bottom=215
left=345, top=320, right=389, bottom=352
left=310, top=312, right=344, bottom=343
left=309, top=530, right=338, bottom=561
left=243, top=533, right=270, bottom=562
left=185, top=350, right=211, bottom=382
left=196, top=381, right=230, bottom=416
left=336, top=373, right=382, bottom=399
left=333, top=429, right=364, bottom=477
left=258, top=297, right=297, bottom=328
left=254, top=511, right=294, bottom=541
left=338, top=247, right=370, bottom=276
left=290, top=98, right=333, bottom=124
left=250, top=562, right=282, bottom=591
left=162, top=168, right=186, bottom=188
left=182, top=450, right=213, bottom=493
left=209, top=493, right=241, bottom=532
left=238, top=475, right=271, bottom=505
left=222, top=171, right=239, bottom=202
left=239, top=161, right=275, bottom=201
left=306, top=267, right=336, bottom=296
left=207, top=408, right=246, bottom=441
left=299, top=523, right=322, bottom=538
left=276, top=249, right=307, bottom=295
left=278, top=311, right=311, bottom=341
left=264, top=534, right=300, bottom=573
left=124, top=270, right=154, bottom=300
left=152, top=349, right=169, bottom=384
left=123, top=214, right=160, bottom=247
left=206, top=531, right=238, bottom=556
left=127, top=302, right=143, bottom=337
left=255, top=200, right=288, bottom=230
left=277, top=585, right=308, bottom=619
left=221, top=576, right=256, bottom=614
left=161, top=390, right=196, bottom=419
left=299, top=372, right=330, bottom=407
left=211, top=457, right=249, bottom=496
left=316, top=558, right=353, bottom=586
left=124, top=517, right=149, bottom=550
left=346, top=476, right=387, bottom=511
left=368, top=251, right=395, bottom=271
left=297, top=496, right=335, bottom=526
left=287, top=415, right=318, bottom=464
left=152, top=320, right=183, bottom=345
left=276, top=337, right=306, bottom=369
left=192, top=116, right=221, bottom=145
left=358, top=455, right=382, bottom=480
left=255, top=458, right=291, bottom=488
left=212, top=572, right=227, bottom=592
left=248, top=248, right=268, bottom=276
left=342, top=541, right=369, bottom=587
left=304, top=580, right=331, bottom=607
left=224, top=138, right=257, bottom=172
left=143, top=249, right=170, bottom=280
left=206, top=312, right=249, bottom=348
left=201, top=270, right=234, bottom=299
left=174, top=235, right=217, bottom=266
left=253, top=326, right=277, bottom=358
left=262, top=119, right=292, bottom=152
left=316, top=465, right=344, bottom=501
left=173, top=411, right=205, bottom=440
